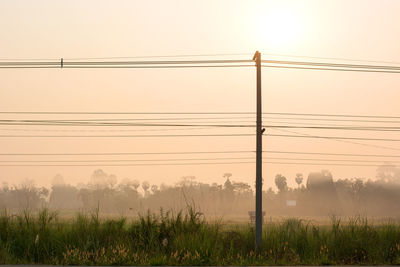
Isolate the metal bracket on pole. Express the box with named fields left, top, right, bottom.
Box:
left=61, top=58, right=63, bottom=68
left=254, top=51, right=263, bottom=252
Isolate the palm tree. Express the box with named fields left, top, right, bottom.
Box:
left=295, top=173, right=303, bottom=188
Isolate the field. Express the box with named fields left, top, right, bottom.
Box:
left=0, top=208, right=400, bottom=265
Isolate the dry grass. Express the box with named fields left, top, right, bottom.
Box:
left=0, top=208, right=399, bottom=265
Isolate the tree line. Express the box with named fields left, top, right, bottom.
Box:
left=1, top=164, right=400, bottom=217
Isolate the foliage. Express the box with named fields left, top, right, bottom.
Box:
left=2, top=168, right=400, bottom=217
left=0, top=208, right=399, bottom=265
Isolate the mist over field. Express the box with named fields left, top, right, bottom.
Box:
left=2, top=164, right=400, bottom=220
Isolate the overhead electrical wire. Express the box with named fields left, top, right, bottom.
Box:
left=264, top=117, right=400, bottom=124
left=269, top=127, right=400, bottom=152
left=0, top=157, right=395, bottom=164
left=261, top=52, right=400, bottom=65
left=0, top=64, right=255, bottom=69
left=0, top=149, right=398, bottom=158
left=0, top=156, right=254, bottom=163
left=0, top=150, right=254, bottom=156
left=262, top=64, right=400, bottom=74
left=261, top=59, right=400, bottom=71
left=2, top=52, right=396, bottom=65
left=0, top=57, right=400, bottom=73
left=262, top=161, right=386, bottom=167
left=263, top=157, right=400, bottom=164
left=0, top=59, right=252, bottom=65
left=0, top=133, right=255, bottom=138
left=0, top=111, right=255, bottom=115
left=263, top=150, right=400, bottom=158
left=10, top=116, right=255, bottom=121
left=0, top=161, right=386, bottom=167
left=0, top=161, right=255, bottom=167
left=263, top=112, right=400, bottom=120
left=63, top=53, right=252, bottom=60
left=0, top=127, right=216, bottom=132
left=0, top=53, right=252, bottom=61
left=2, top=111, right=400, bottom=120
left=4, top=124, right=400, bottom=132
left=266, top=133, right=400, bottom=142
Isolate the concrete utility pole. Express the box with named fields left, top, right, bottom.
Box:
left=253, top=51, right=263, bottom=252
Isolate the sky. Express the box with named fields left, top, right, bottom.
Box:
left=0, top=0, right=400, bottom=189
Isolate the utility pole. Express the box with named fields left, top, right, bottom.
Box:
left=253, top=51, right=263, bottom=252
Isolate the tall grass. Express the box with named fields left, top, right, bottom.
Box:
left=0, top=207, right=399, bottom=265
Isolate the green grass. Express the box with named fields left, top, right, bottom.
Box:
left=0, top=208, right=399, bottom=265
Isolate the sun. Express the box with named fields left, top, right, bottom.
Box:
left=257, top=5, right=303, bottom=50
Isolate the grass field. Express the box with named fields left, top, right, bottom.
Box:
left=0, top=208, right=400, bottom=265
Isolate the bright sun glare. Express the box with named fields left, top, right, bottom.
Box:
left=258, top=6, right=302, bottom=49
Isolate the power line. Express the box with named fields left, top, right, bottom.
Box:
left=0, top=161, right=387, bottom=167
left=261, top=52, right=400, bottom=65
left=2, top=111, right=400, bottom=120
left=262, top=161, right=385, bottom=167
left=261, top=59, right=400, bottom=71
left=263, top=157, right=399, bottom=164
left=266, top=125, right=400, bottom=132
left=0, top=150, right=254, bottom=156
left=263, top=150, right=400, bottom=158
left=2, top=57, right=400, bottom=73
left=263, top=112, right=400, bottom=120
left=3, top=116, right=400, bottom=125
left=0, top=59, right=252, bottom=65
left=0, top=53, right=252, bottom=61
left=64, top=53, right=252, bottom=60
left=0, top=64, right=255, bottom=69
left=1, top=58, right=400, bottom=70
left=264, top=119, right=400, bottom=128
left=2, top=52, right=397, bottom=65
left=0, top=111, right=255, bottom=115
left=0, top=127, right=216, bottom=132
left=264, top=117, right=400, bottom=124
left=0, top=149, right=397, bottom=158
left=269, top=127, right=400, bottom=152
left=5, top=124, right=400, bottom=133
left=0, top=133, right=254, bottom=138
left=266, top=133, right=400, bottom=142
left=0, top=161, right=255, bottom=167
left=0, top=120, right=257, bottom=127
left=0, top=157, right=395, bottom=164
left=2, top=117, right=400, bottom=126
left=262, top=64, right=400, bottom=74
left=12, top=116, right=254, bottom=121
left=0, top=157, right=254, bottom=163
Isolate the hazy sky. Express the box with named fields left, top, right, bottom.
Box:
left=1, top=0, right=400, bottom=189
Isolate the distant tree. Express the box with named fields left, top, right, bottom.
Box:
left=295, top=173, right=303, bottom=188
left=132, top=180, right=140, bottom=191
left=142, top=181, right=150, bottom=196
left=376, top=163, right=400, bottom=183
left=12, top=179, right=48, bottom=211
left=160, top=183, right=168, bottom=191
left=306, top=170, right=339, bottom=214
left=223, top=177, right=234, bottom=191
left=275, top=174, right=288, bottom=193
left=178, top=176, right=196, bottom=187
left=307, top=170, right=334, bottom=191
left=107, top=174, right=118, bottom=189
left=151, top=184, right=159, bottom=194
left=232, top=182, right=252, bottom=194
left=223, top=173, right=232, bottom=179
left=51, top=174, right=65, bottom=187
left=89, top=169, right=109, bottom=189
left=49, top=183, right=80, bottom=210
